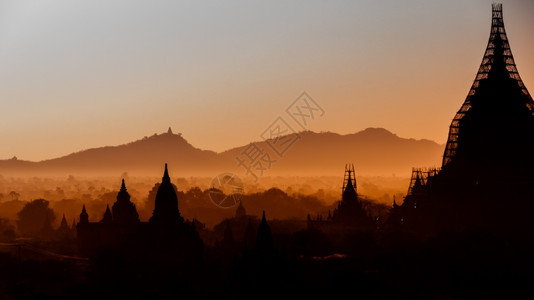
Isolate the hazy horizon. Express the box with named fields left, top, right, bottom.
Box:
left=1, top=0, right=533, bottom=161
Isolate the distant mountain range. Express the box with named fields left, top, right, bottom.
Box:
left=0, top=128, right=444, bottom=177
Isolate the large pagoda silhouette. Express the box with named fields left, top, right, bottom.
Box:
left=392, top=3, right=534, bottom=236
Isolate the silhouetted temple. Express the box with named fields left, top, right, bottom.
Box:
left=308, top=164, right=374, bottom=231
left=77, top=164, right=203, bottom=259
left=210, top=201, right=257, bottom=252
left=255, top=211, right=274, bottom=252
left=150, top=164, right=184, bottom=226
left=56, top=213, right=75, bottom=240
left=112, top=179, right=140, bottom=224
left=235, top=200, right=246, bottom=218
left=391, top=4, right=534, bottom=236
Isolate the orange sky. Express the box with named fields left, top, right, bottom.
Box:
left=0, top=0, right=533, bottom=161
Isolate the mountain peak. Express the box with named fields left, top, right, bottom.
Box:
left=359, top=127, right=396, bottom=137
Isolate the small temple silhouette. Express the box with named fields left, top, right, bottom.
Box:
left=308, top=164, right=374, bottom=231
left=56, top=213, right=76, bottom=240
left=210, top=200, right=257, bottom=252
left=235, top=200, right=246, bottom=218
left=77, top=164, right=203, bottom=259
left=389, top=3, right=534, bottom=237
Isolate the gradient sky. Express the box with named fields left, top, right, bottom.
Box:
left=1, top=0, right=533, bottom=161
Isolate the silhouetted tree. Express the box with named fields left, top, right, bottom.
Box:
left=185, top=187, right=204, bottom=202
left=8, top=191, right=20, bottom=201
left=17, top=199, right=56, bottom=237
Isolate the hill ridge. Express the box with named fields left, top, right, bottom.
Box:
left=0, top=128, right=444, bottom=177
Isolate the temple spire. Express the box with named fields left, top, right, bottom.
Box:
left=61, top=213, right=68, bottom=225
left=255, top=211, right=273, bottom=251
left=80, top=205, right=89, bottom=224
left=341, top=164, right=358, bottom=204
left=342, top=164, right=357, bottom=194
left=163, top=163, right=170, bottom=183
left=120, top=178, right=126, bottom=192
left=102, top=205, right=112, bottom=223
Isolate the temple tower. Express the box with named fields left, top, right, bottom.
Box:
left=112, top=179, right=140, bottom=224
left=149, top=164, right=184, bottom=225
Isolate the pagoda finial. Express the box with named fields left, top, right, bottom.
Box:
left=59, top=213, right=69, bottom=229
left=120, top=178, right=126, bottom=192
left=342, top=164, right=357, bottom=195
left=255, top=210, right=273, bottom=251
left=163, top=163, right=170, bottom=182
left=80, top=204, right=89, bottom=223
left=168, top=127, right=173, bottom=134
